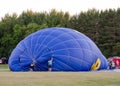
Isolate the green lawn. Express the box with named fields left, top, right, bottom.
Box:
left=0, top=64, right=9, bottom=72
left=0, top=64, right=120, bottom=86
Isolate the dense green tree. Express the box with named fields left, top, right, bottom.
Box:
left=0, top=8, right=120, bottom=59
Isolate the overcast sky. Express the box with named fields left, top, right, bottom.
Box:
left=0, top=0, right=120, bottom=18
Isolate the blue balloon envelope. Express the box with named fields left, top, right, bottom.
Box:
left=8, top=27, right=108, bottom=71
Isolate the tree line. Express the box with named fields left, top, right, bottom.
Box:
left=0, top=9, right=120, bottom=59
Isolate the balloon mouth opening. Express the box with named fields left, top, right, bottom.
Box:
left=29, top=45, right=54, bottom=71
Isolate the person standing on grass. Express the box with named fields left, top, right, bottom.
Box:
left=48, top=57, right=53, bottom=71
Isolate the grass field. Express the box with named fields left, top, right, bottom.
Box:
left=0, top=64, right=9, bottom=72
left=0, top=64, right=120, bottom=86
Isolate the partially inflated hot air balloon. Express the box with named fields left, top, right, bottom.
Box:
left=8, top=27, right=108, bottom=71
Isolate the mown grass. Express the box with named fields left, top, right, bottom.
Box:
left=0, top=64, right=9, bottom=72
left=0, top=65, right=120, bottom=86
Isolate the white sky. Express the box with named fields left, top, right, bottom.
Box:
left=0, top=0, right=120, bottom=19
